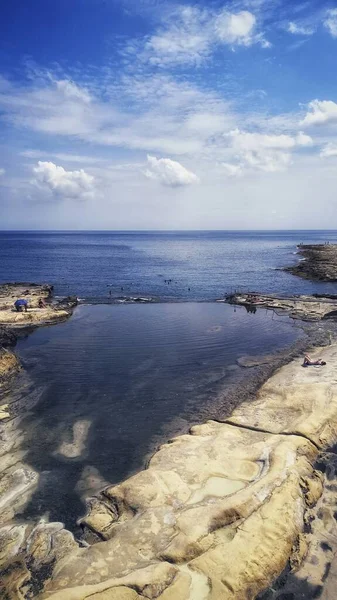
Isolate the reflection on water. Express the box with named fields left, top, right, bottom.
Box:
left=16, top=303, right=301, bottom=529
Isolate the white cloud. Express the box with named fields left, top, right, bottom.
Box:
left=215, top=11, right=257, bottom=46
left=287, top=22, right=314, bottom=36
left=295, top=131, right=313, bottom=146
left=32, top=161, right=94, bottom=199
left=134, top=6, right=269, bottom=67
left=223, top=129, right=313, bottom=173
left=0, top=75, right=234, bottom=156
left=222, top=162, right=243, bottom=177
left=323, top=9, right=337, bottom=38
left=144, top=155, right=199, bottom=187
left=301, top=100, right=337, bottom=126
left=21, top=149, right=101, bottom=164
left=0, top=168, right=5, bottom=176
left=320, top=144, right=337, bottom=158
left=55, top=80, right=91, bottom=103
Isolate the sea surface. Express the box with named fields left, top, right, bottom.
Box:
left=1, top=230, right=337, bottom=301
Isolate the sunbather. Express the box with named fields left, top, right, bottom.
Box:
left=303, top=354, right=326, bottom=366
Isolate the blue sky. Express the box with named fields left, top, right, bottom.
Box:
left=1, top=0, right=337, bottom=229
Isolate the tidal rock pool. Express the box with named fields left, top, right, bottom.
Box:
left=14, top=302, right=301, bottom=529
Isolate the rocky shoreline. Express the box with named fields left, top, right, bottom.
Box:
left=2, top=274, right=337, bottom=599
left=0, top=283, right=77, bottom=411
left=285, top=244, right=337, bottom=282
left=224, top=291, right=337, bottom=321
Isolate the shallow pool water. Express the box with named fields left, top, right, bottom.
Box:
left=16, top=302, right=301, bottom=529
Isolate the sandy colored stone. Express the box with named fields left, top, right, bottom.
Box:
left=0, top=465, right=39, bottom=525
left=88, top=588, right=140, bottom=600
left=79, top=498, right=119, bottom=539
left=0, top=350, right=20, bottom=380
left=0, top=283, right=76, bottom=329
left=26, top=522, right=79, bottom=570
left=0, top=306, right=71, bottom=327
left=0, top=524, right=27, bottom=567
left=0, top=559, right=31, bottom=600
left=42, top=563, right=177, bottom=599
left=0, top=283, right=52, bottom=310
left=227, top=345, right=337, bottom=448
left=4, top=341, right=337, bottom=600
left=224, top=291, right=337, bottom=321
left=37, top=427, right=317, bottom=597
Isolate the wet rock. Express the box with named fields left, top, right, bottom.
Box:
left=0, top=465, right=39, bottom=525
left=79, top=498, right=119, bottom=540
left=26, top=522, right=79, bottom=570
left=0, top=524, right=28, bottom=568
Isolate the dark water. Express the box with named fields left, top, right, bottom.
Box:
left=17, top=302, right=301, bottom=529
left=2, top=230, right=337, bottom=301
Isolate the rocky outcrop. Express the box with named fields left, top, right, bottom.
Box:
left=0, top=284, right=77, bottom=330
left=0, top=283, right=80, bottom=598
left=285, top=244, right=337, bottom=282
left=1, top=345, right=335, bottom=599
left=224, top=292, right=337, bottom=321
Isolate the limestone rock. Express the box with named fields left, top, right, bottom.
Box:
left=0, top=350, right=20, bottom=381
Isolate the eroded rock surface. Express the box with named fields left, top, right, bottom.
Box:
left=224, top=292, right=337, bottom=321
left=0, top=346, right=333, bottom=599
left=0, top=284, right=79, bottom=598
left=0, top=283, right=77, bottom=329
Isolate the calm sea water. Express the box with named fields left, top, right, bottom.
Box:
left=1, top=230, right=337, bottom=301
left=16, top=302, right=301, bottom=530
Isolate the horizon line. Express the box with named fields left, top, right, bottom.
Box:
left=2, top=228, right=337, bottom=233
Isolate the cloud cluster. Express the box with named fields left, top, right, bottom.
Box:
left=301, top=100, right=337, bottom=126
left=0, top=168, right=5, bottom=176
left=287, top=8, right=337, bottom=39
left=320, top=144, right=337, bottom=158
left=223, top=129, right=313, bottom=174
left=324, top=9, right=337, bottom=38
left=287, top=22, right=314, bottom=36
left=144, top=155, right=199, bottom=187
left=134, top=6, right=269, bottom=67
left=0, top=74, right=234, bottom=156
left=32, top=161, right=94, bottom=199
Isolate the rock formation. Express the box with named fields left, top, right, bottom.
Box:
left=224, top=292, right=337, bottom=321
left=285, top=244, right=337, bottom=282
left=1, top=343, right=337, bottom=599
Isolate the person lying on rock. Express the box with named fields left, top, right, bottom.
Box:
left=14, top=298, right=28, bottom=312
left=303, top=354, right=326, bottom=367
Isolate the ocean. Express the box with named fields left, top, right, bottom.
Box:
left=1, top=230, right=337, bottom=301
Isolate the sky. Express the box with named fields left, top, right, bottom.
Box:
left=1, top=0, right=337, bottom=230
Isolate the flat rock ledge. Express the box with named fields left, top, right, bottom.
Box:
left=285, top=244, right=337, bottom=282
left=0, top=283, right=77, bottom=391
left=3, top=344, right=337, bottom=599
left=224, top=291, right=337, bottom=321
